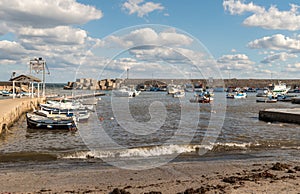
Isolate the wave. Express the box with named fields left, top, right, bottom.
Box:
left=60, top=142, right=261, bottom=159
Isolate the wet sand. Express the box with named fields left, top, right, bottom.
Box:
left=0, top=159, right=299, bottom=193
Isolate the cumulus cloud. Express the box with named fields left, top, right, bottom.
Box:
left=0, top=40, right=28, bottom=60
left=283, top=63, right=300, bottom=73
left=129, top=46, right=191, bottom=64
left=223, top=0, right=264, bottom=15
left=18, top=26, right=88, bottom=46
left=217, top=53, right=255, bottom=70
left=244, top=4, right=300, bottom=31
left=223, top=0, right=300, bottom=31
left=261, top=52, right=298, bottom=64
left=122, top=0, right=164, bottom=17
left=0, top=0, right=102, bottom=28
left=248, top=34, right=300, bottom=52
left=104, top=28, right=193, bottom=48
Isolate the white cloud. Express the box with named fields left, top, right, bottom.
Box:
left=244, top=4, right=300, bottom=31
left=104, top=28, right=193, bottom=48
left=223, top=0, right=264, bottom=15
left=248, top=34, right=300, bottom=52
left=122, top=0, right=164, bottom=17
left=0, top=40, right=28, bottom=60
left=223, top=1, right=300, bottom=31
left=217, top=53, right=255, bottom=71
left=18, top=26, right=88, bottom=46
left=261, top=52, right=298, bottom=64
left=0, top=0, right=102, bottom=28
left=284, top=63, right=300, bottom=73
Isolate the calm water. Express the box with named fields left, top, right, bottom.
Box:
left=1, top=90, right=300, bottom=167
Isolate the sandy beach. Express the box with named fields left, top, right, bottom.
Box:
left=0, top=158, right=299, bottom=194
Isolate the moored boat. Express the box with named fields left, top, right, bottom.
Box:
left=26, top=112, right=77, bottom=131
left=113, top=86, right=140, bottom=97
left=173, top=91, right=185, bottom=98
left=256, top=98, right=277, bottom=103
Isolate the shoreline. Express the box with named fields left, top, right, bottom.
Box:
left=0, top=158, right=299, bottom=193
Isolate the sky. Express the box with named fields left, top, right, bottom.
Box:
left=0, top=0, right=300, bottom=83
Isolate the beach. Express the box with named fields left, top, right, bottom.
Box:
left=0, top=159, right=299, bottom=193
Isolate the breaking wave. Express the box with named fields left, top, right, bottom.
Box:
left=60, top=142, right=261, bottom=159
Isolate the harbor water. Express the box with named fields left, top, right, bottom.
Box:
left=0, top=88, right=300, bottom=168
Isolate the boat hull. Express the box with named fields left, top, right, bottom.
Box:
left=26, top=113, right=77, bottom=131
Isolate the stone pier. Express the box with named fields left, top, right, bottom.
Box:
left=0, top=98, right=45, bottom=135
left=259, top=108, right=300, bottom=124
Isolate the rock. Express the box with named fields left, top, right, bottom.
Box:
left=287, top=169, right=296, bottom=173
left=271, top=162, right=290, bottom=171
left=223, top=176, right=238, bottom=184
left=110, top=188, right=131, bottom=194
left=294, top=166, right=300, bottom=171
left=144, top=192, right=162, bottom=194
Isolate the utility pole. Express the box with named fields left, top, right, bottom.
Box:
left=29, top=57, right=49, bottom=97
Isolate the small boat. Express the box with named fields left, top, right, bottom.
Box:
left=26, top=112, right=77, bottom=131
left=173, top=91, right=185, bottom=98
left=256, top=98, right=277, bottom=103
left=256, top=88, right=271, bottom=97
left=226, top=92, right=235, bottom=99
left=113, top=86, right=140, bottom=97
left=167, top=84, right=182, bottom=94
left=1, top=90, right=10, bottom=96
left=277, top=94, right=297, bottom=102
left=190, top=96, right=211, bottom=103
left=234, top=92, right=247, bottom=99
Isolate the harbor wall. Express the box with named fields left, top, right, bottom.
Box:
left=0, top=98, right=45, bottom=135
left=259, top=108, right=300, bottom=124
left=63, top=79, right=300, bottom=90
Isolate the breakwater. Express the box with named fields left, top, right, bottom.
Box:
left=0, top=98, right=45, bottom=135
left=64, top=78, right=300, bottom=90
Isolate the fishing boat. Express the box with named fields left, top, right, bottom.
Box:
left=272, top=81, right=291, bottom=96
left=26, top=112, right=77, bottom=131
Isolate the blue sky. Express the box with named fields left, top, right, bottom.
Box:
left=0, top=0, right=300, bottom=82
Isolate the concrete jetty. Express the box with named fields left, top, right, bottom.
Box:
left=259, top=108, right=300, bottom=124
left=0, top=98, right=45, bottom=135
left=48, top=92, right=105, bottom=101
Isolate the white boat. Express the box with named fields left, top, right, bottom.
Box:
left=173, top=91, right=185, bottom=98
left=167, top=84, right=182, bottom=94
left=256, top=97, right=277, bottom=103
left=234, top=92, right=247, bottom=99
left=113, top=86, right=140, bottom=97
left=272, top=81, right=291, bottom=95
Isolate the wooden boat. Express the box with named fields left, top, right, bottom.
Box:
left=256, top=98, right=277, bottom=103
left=26, top=112, right=77, bottom=131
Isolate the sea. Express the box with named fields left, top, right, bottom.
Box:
left=1, top=85, right=300, bottom=170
